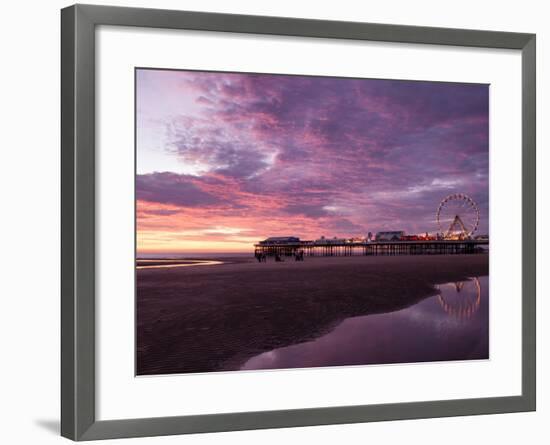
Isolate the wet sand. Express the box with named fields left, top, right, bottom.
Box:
left=136, top=254, right=489, bottom=375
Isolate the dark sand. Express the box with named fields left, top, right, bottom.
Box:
left=136, top=254, right=489, bottom=375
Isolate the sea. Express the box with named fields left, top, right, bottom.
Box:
left=137, top=252, right=253, bottom=260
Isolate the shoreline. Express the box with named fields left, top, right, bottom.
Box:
left=136, top=259, right=224, bottom=270
left=137, top=252, right=488, bottom=270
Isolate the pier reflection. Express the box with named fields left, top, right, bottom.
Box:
left=436, top=278, right=482, bottom=320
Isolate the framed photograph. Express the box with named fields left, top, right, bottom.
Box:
left=61, top=4, right=536, bottom=441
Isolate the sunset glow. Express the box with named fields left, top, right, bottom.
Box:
left=136, top=69, right=489, bottom=254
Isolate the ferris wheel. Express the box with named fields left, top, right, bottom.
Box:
left=436, top=193, right=480, bottom=239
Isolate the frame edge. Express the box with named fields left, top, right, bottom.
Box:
left=61, top=4, right=97, bottom=441
left=61, top=4, right=77, bottom=440
left=521, top=34, right=536, bottom=411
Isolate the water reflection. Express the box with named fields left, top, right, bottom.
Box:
left=241, top=276, right=488, bottom=371
left=436, top=278, right=482, bottom=320
left=136, top=259, right=224, bottom=270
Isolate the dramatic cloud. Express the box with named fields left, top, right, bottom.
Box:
left=136, top=172, right=222, bottom=207
left=136, top=69, right=489, bottom=252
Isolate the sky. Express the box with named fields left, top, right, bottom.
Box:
left=136, top=69, right=489, bottom=253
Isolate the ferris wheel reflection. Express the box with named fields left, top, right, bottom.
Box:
left=435, top=277, right=482, bottom=320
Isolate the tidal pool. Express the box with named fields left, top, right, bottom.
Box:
left=241, top=276, right=489, bottom=370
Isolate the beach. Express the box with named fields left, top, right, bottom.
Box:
left=136, top=254, right=489, bottom=375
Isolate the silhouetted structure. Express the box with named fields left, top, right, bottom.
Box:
left=254, top=239, right=488, bottom=258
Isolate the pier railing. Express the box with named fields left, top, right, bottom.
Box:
left=254, top=240, right=489, bottom=257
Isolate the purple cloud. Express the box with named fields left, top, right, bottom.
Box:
left=136, top=172, right=222, bottom=207
left=137, top=69, right=489, bottom=237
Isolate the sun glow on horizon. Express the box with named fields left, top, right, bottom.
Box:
left=137, top=234, right=257, bottom=254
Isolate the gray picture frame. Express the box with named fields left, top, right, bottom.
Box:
left=61, top=4, right=536, bottom=441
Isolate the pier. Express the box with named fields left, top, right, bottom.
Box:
left=254, top=239, right=488, bottom=257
